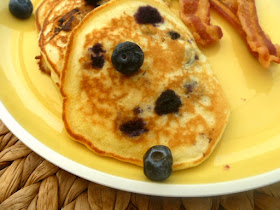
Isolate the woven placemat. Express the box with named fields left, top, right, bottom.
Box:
left=0, top=120, right=280, bottom=209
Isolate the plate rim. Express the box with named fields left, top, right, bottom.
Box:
left=1, top=101, right=280, bottom=197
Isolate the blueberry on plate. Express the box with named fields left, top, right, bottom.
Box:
left=143, top=145, right=173, bottom=181
left=9, top=0, right=33, bottom=19
left=111, top=41, right=144, bottom=75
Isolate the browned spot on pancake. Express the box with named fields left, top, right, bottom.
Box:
left=61, top=36, right=68, bottom=44
left=140, top=25, right=158, bottom=35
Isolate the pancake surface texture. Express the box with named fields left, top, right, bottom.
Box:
left=39, top=0, right=96, bottom=86
left=62, top=0, right=230, bottom=170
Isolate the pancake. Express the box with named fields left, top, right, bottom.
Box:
left=39, top=0, right=98, bottom=86
left=61, top=0, right=230, bottom=170
left=35, top=0, right=58, bottom=75
left=35, top=0, right=58, bottom=32
left=36, top=0, right=167, bottom=80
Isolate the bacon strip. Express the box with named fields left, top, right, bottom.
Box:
left=179, top=0, right=223, bottom=46
left=209, top=0, right=242, bottom=35
left=210, top=0, right=280, bottom=68
left=237, top=0, right=280, bottom=68
left=209, top=0, right=257, bottom=57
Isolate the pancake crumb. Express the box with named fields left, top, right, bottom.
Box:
left=224, top=165, right=230, bottom=170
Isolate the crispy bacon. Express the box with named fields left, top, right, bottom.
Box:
left=217, top=0, right=238, bottom=14
left=179, top=0, right=223, bottom=46
left=237, top=0, right=280, bottom=68
left=210, top=0, right=280, bottom=68
left=209, top=0, right=242, bottom=36
left=209, top=0, right=257, bottom=57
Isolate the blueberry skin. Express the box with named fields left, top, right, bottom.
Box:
left=9, top=0, right=33, bottom=19
left=111, top=41, right=144, bottom=75
left=143, top=145, right=173, bottom=181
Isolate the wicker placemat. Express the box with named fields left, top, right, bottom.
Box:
left=0, top=120, right=280, bottom=209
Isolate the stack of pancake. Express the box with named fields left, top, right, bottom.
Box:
left=36, top=0, right=107, bottom=86
left=36, top=0, right=230, bottom=170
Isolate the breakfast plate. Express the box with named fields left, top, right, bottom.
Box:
left=1, top=0, right=280, bottom=197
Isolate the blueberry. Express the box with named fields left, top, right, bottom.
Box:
left=111, top=41, right=144, bottom=75
left=155, top=89, right=182, bottom=115
left=134, top=6, right=164, bottom=25
left=84, top=0, right=100, bottom=7
left=120, top=118, right=149, bottom=137
left=168, top=31, right=181, bottom=40
left=89, top=43, right=106, bottom=55
left=143, top=145, right=173, bottom=181
left=88, top=43, right=106, bottom=69
left=90, top=55, right=105, bottom=69
left=184, top=81, right=198, bottom=94
left=9, top=0, right=33, bottom=19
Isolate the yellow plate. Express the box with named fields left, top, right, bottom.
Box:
left=1, top=0, right=280, bottom=196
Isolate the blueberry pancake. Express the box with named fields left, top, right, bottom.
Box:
left=38, top=0, right=101, bottom=86
left=35, top=0, right=59, bottom=75
left=35, top=0, right=58, bottom=32
left=61, top=0, right=230, bottom=170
